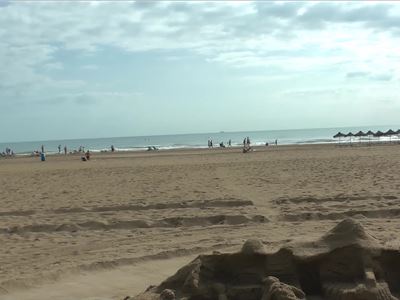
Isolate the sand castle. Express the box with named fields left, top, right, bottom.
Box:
left=125, top=219, right=400, bottom=300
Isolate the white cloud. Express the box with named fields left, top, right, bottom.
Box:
left=1, top=1, right=400, bottom=107
left=81, top=64, right=98, bottom=70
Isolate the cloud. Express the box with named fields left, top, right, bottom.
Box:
left=0, top=1, right=399, bottom=108
left=346, top=71, right=394, bottom=81
left=81, top=64, right=98, bottom=70
left=36, top=91, right=143, bottom=106
left=282, top=88, right=355, bottom=98
left=370, top=73, right=393, bottom=81
left=346, top=71, right=369, bottom=78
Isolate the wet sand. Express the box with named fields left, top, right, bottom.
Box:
left=1, top=143, right=400, bottom=299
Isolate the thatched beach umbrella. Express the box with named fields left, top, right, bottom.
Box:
left=374, top=131, right=384, bottom=143
left=385, top=129, right=395, bottom=135
left=346, top=132, right=354, bottom=144
left=385, top=129, right=396, bottom=143
left=354, top=131, right=366, bottom=144
left=333, top=132, right=345, bottom=144
left=366, top=130, right=374, bottom=144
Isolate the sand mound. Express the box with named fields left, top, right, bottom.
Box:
left=241, top=239, right=266, bottom=255
left=288, top=218, right=380, bottom=257
left=127, top=219, right=400, bottom=300
left=320, top=218, right=380, bottom=249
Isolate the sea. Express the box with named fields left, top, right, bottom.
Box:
left=1, top=125, right=399, bottom=156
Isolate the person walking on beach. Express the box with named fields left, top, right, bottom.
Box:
left=64, top=145, right=67, bottom=155
left=275, top=139, right=278, bottom=146
left=58, top=144, right=61, bottom=154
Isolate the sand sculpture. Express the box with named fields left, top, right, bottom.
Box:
left=127, top=219, right=400, bottom=300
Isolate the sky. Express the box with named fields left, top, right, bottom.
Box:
left=1, top=1, right=400, bottom=142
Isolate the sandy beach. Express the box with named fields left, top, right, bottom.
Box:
left=1, top=143, right=400, bottom=299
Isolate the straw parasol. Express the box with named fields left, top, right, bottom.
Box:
left=385, top=129, right=396, bottom=143
left=374, top=131, right=384, bottom=144
left=346, top=132, right=354, bottom=144
left=366, top=130, right=374, bottom=144
left=333, top=132, right=345, bottom=144
left=354, top=131, right=366, bottom=144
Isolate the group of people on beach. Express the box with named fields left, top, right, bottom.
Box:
left=243, top=137, right=252, bottom=153
left=206, top=136, right=278, bottom=153
left=208, top=139, right=233, bottom=148
left=2, top=138, right=280, bottom=160
left=28, top=144, right=91, bottom=162
left=1, top=147, right=15, bottom=157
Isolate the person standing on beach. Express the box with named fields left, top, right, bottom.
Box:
left=41, top=145, right=44, bottom=153
left=64, top=145, right=67, bottom=155
left=275, top=139, right=278, bottom=146
left=228, top=139, right=231, bottom=147
left=111, top=145, right=115, bottom=152
left=58, top=144, right=61, bottom=154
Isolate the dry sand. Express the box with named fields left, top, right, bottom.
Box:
left=1, top=143, right=400, bottom=299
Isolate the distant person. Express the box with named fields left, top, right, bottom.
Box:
left=210, top=139, right=213, bottom=148
left=242, top=137, right=252, bottom=153
left=219, top=142, right=225, bottom=148
left=40, top=151, right=46, bottom=162
left=64, top=145, right=67, bottom=155
left=243, top=143, right=252, bottom=153
left=41, top=145, right=44, bottom=153
left=111, top=145, right=115, bottom=152
left=228, top=139, right=231, bottom=146
left=85, top=150, right=90, bottom=161
left=265, top=142, right=269, bottom=146
left=275, top=139, right=278, bottom=146
left=58, top=144, right=61, bottom=154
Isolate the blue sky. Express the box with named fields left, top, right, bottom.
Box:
left=1, top=1, right=400, bottom=142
